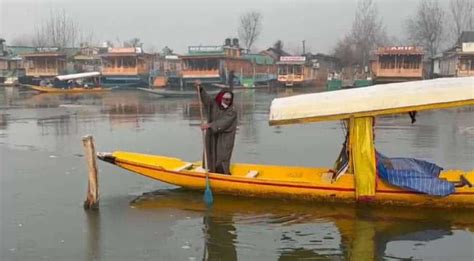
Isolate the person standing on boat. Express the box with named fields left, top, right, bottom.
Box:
left=196, top=81, right=237, bottom=174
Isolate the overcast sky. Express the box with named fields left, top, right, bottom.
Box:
left=0, top=0, right=448, bottom=54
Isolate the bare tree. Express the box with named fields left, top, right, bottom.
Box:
left=114, top=37, right=122, bottom=48
left=332, top=0, right=386, bottom=68
left=350, top=0, right=387, bottom=67
left=33, top=25, right=48, bottom=47
left=124, top=38, right=142, bottom=48
left=273, top=40, right=285, bottom=60
left=10, top=35, right=34, bottom=46
left=161, top=46, right=173, bottom=55
left=333, top=35, right=356, bottom=67
left=449, top=0, right=473, bottom=43
left=238, top=11, right=263, bottom=52
left=33, top=9, right=80, bottom=48
left=104, top=40, right=114, bottom=48
left=388, top=35, right=408, bottom=46
left=145, top=45, right=158, bottom=54
left=79, top=30, right=96, bottom=47
left=405, top=0, right=446, bottom=58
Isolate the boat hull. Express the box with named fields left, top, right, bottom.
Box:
left=99, top=151, right=474, bottom=208
left=27, top=85, right=112, bottom=93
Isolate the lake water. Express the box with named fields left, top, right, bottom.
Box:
left=1, top=86, right=473, bottom=260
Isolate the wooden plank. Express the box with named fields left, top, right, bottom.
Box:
left=83, top=135, right=99, bottom=210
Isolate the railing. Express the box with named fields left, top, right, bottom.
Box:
left=457, top=70, right=474, bottom=77
left=25, top=68, right=59, bottom=76
left=375, top=68, right=422, bottom=78
left=278, top=74, right=304, bottom=82
left=102, top=67, right=138, bottom=75
left=78, top=65, right=101, bottom=72
left=181, top=69, right=219, bottom=78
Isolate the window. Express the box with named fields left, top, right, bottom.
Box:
left=124, top=58, right=130, bottom=68
left=47, top=58, right=54, bottom=69
left=295, top=65, right=303, bottom=75
left=278, top=65, right=287, bottom=75
left=105, top=59, right=112, bottom=68
left=464, top=58, right=474, bottom=70
left=288, top=65, right=294, bottom=74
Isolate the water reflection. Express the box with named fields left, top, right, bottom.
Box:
left=23, top=93, right=105, bottom=108
left=0, top=113, right=8, bottom=129
left=85, top=210, right=101, bottom=261
left=203, top=211, right=238, bottom=260
left=1, top=87, right=307, bottom=135
left=132, top=189, right=474, bottom=260
left=37, top=114, right=75, bottom=136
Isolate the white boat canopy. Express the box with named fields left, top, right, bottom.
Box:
left=269, top=77, right=474, bottom=125
left=56, top=72, right=101, bottom=81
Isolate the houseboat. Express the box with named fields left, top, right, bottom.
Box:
left=179, top=38, right=277, bottom=88
left=0, top=39, right=25, bottom=86
left=0, top=55, right=23, bottom=86
left=371, top=46, right=424, bottom=83
left=306, top=53, right=341, bottom=88
left=437, top=31, right=474, bottom=78
left=73, top=45, right=104, bottom=73
left=150, top=55, right=182, bottom=88
left=25, top=71, right=112, bottom=93
left=20, top=48, right=67, bottom=85
left=277, top=56, right=318, bottom=87
left=100, top=47, right=154, bottom=88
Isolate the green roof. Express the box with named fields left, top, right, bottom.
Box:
left=186, top=46, right=225, bottom=56
left=183, top=52, right=225, bottom=57
left=243, top=54, right=275, bottom=65
left=7, top=46, right=36, bottom=55
left=6, top=46, right=80, bottom=58
left=0, top=55, right=22, bottom=60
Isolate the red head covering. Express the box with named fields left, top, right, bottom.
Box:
left=215, top=90, right=233, bottom=108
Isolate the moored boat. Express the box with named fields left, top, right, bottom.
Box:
left=27, top=85, right=112, bottom=93
left=180, top=39, right=277, bottom=88
left=98, top=77, right=474, bottom=208
left=277, top=56, right=318, bottom=87
left=100, top=47, right=154, bottom=88
left=26, top=72, right=112, bottom=93
left=371, top=46, right=424, bottom=84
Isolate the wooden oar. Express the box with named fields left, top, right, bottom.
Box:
left=196, top=85, right=213, bottom=205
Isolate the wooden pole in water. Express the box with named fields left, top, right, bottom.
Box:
left=82, top=135, right=99, bottom=210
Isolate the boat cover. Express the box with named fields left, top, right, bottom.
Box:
left=56, top=72, right=101, bottom=81
left=376, top=152, right=455, bottom=196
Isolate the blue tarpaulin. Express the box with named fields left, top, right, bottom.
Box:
left=376, top=152, right=455, bottom=196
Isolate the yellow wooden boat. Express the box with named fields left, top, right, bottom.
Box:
left=27, top=85, right=112, bottom=93
left=98, top=77, right=474, bottom=208
left=27, top=72, right=112, bottom=93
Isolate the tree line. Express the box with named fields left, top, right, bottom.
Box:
left=334, top=0, right=473, bottom=67
left=9, top=0, right=473, bottom=65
